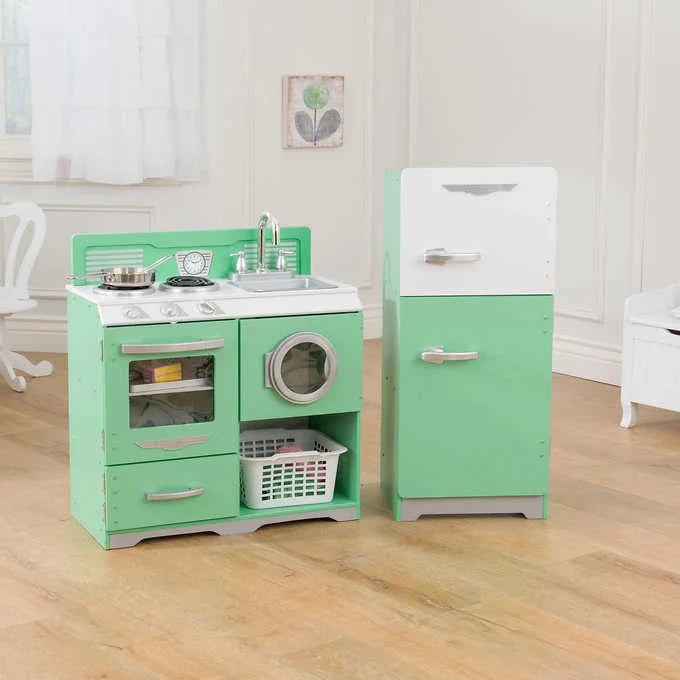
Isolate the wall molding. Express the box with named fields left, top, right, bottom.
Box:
left=28, top=203, right=155, bottom=300
left=6, top=314, right=67, bottom=353
left=30, top=288, right=67, bottom=300
left=42, top=202, right=155, bottom=224
left=407, top=0, right=421, bottom=166
left=552, top=333, right=622, bottom=386
left=630, top=0, right=653, bottom=295
left=359, top=0, right=376, bottom=291
left=555, top=0, right=613, bottom=323
left=362, top=303, right=381, bottom=339
left=243, top=2, right=254, bottom=225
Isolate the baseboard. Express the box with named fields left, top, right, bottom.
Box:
left=552, top=334, right=622, bottom=386
left=6, top=315, right=67, bottom=353
left=363, top=304, right=381, bottom=339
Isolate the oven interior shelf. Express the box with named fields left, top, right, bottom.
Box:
left=129, top=378, right=213, bottom=396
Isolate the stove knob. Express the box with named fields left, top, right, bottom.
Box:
left=160, top=303, right=182, bottom=318
left=198, top=301, right=217, bottom=315
left=124, top=305, right=143, bottom=320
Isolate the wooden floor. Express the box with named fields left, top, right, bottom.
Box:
left=1, top=340, right=680, bottom=679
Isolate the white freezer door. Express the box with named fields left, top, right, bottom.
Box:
left=400, top=167, right=556, bottom=296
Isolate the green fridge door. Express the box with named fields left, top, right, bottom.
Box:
left=396, top=296, right=553, bottom=499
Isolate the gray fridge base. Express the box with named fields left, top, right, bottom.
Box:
left=399, top=495, right=545, bottom=521
left=108, top=507, right=358, bottom=549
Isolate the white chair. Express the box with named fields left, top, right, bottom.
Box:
left=0, top=202, right=53, bottom=392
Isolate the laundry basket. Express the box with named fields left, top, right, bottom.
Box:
left=239, top=428, right=347, bottom=509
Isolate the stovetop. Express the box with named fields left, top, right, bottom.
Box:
left=67, top=276, right=361, bottom=326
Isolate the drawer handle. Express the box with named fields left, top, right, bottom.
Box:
left=136, top=436, right=210, bottom=451
left=421, top=346, right=479, bottom=364
left=145, top=488, right=205, bottom=502
left=423, top=248, right=481, bottom=264
left=121, top=339, right=225, bottom=354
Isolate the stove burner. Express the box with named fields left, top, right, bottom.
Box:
left=98, top=283, right=152, bottom=291
left=162, top=276, right=215, bottom=288
left=93, top=284, right=155, bottom=298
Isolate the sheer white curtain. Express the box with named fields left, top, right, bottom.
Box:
left=29, top=0, right=201, bottom=184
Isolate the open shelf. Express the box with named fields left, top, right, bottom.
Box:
left=237, top=492, right=357, bottom=521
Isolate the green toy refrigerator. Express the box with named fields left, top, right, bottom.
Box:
left=381, top=167, right=556, bottom=521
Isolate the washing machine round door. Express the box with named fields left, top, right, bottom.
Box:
left=266, top=332, right=338, bottom=404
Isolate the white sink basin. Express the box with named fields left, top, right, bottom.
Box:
left=231, top=274, right=338, bottom=293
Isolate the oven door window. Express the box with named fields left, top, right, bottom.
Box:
left=266, top=332, right=338, bottom=404
left=128, top=356, right=215, bottom=429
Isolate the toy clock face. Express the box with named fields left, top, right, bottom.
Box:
left=182, top=251, right=207, bottom=275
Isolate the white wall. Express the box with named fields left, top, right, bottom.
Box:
left=408, top=0, right=679, bottom=385
left=1, top=0, right=409, bottom=351
left=4, top=0, right=678, bottom=387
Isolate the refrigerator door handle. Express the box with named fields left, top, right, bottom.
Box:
left=421, top=346, right=479, bottom=364
left=423, top=248, right=481, bottom=264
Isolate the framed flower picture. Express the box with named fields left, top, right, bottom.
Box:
left=282, top=75, right=344, bottom=149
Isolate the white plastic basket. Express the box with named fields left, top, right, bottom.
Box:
left=239, top=428, right=347, bottom=509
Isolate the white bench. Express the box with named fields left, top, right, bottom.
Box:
left=620, top=285, right=680, bottom=427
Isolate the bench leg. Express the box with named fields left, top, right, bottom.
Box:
left=620, top=401, right=638, bottom=428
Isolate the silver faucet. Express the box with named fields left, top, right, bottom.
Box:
left=256, top=211, right=279, bottom=272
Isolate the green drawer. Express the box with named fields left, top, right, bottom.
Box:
left=105, top=454, right=239, bottom=531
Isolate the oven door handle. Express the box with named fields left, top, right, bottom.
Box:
left=121, top=339, right=225, bottom=354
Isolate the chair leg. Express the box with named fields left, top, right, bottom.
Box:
left=0, top=351, right=27, bottom=392
left=7, top=350, right=53, bottom=377
left=0, top=317, right=51, bottom=391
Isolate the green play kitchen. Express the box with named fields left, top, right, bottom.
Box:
left=381, top=167, right=556, bottom=521
left=67, top=216, right=363, bottom=548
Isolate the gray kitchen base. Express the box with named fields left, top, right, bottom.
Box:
left=399, top=495, right=546, bottom=521
left=108, top=507, right=359, bottom=549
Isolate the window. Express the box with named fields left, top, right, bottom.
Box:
left=0, top=0, right=31, bottom=179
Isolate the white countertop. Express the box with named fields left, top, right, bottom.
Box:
left=66, top=277, right=362, bottom=326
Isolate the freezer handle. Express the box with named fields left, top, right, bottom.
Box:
left=421, top=346, right=479, bottom=364
left=423, top=248, right=481, bottom=265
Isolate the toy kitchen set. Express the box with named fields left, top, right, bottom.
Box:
left=67, top=215, right=363, bottom=549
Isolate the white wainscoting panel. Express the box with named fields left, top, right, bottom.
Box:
left=408, top=0, right=654, bottom=385
left=639, top=1, right=680, bottom=292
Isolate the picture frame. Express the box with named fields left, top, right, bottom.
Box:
left=282, top=75, right=344, bottom=149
